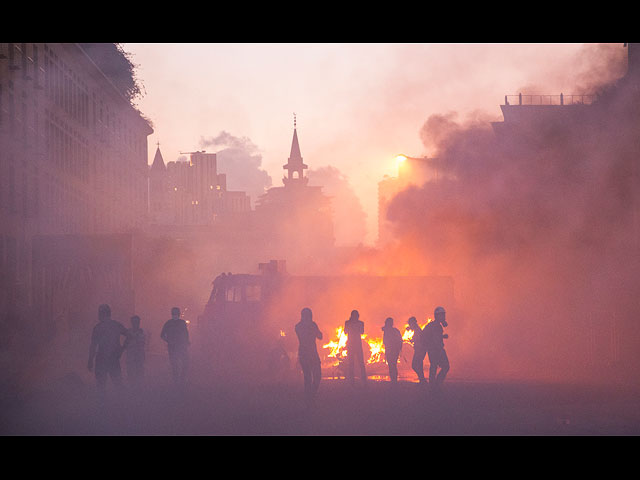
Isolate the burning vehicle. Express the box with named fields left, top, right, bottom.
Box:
left=196, top=260, right=455, bottom=380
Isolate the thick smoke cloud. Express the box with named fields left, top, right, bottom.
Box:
left=307, top=166, right=367, bottom=246
left=377, top=45, right=640, bottom=383
left=199, top=131, right=272, bottom=206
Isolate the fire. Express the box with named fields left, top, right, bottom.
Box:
left=366, top=336, right=384, bottom=364
left=322, top=327, right=387, bottom=365
left=323, top=326, right=349, bottom=364
left=402, top=319, right=432, bottom=343
left=402, top=328, right=414, bottom=343
left=321, top=317, right=436, bottom=373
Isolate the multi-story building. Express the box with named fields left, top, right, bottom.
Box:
left=0, top=43, right=153, bottom=344
left=489, top=43, right=640, bottom=379
left=148, top=147, right=251, bottom=226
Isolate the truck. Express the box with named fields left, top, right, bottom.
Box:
left=196, top=260, right=455, bottom=380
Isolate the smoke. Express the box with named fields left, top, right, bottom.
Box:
left=199, top=131, right=272, bottom=206
left=307, top=166, right=367, bottom=246
left=368, top=45, right=640, bottom=384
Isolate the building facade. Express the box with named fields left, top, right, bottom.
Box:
left=489, top=43, right=640, bottom=378
left=0, top=43, right=153, bottom=344
left=148, top=148, right=251, bottom=226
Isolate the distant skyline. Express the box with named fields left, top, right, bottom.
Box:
left=124, top=43, right=626, bottom=244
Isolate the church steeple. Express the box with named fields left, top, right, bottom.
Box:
left=151, top=142, right=166, bottom=171
left=283, top=113, right=308, bottom=186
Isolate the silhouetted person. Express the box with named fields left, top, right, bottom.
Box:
left=212, top=272, right=227, bottom=302
left=382, top=317, right=403, bottom=383
left=160, top=307, right=190, bottom=387
left=407, top=316, right=427, bottom=384
left=295, top=307, right=323, bottom=403
left=87, top=304, right=128, bottom=397
left=123, top=315, right=145, bottom=385
left=424, top=306, right=450, bottom=390
left=344, top=309, right=367, bottom=386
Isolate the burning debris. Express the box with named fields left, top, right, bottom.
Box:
left=321, top=319, right=432, bottom=367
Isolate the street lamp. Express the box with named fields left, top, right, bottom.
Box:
left=394, top=154, right=407, bottom=168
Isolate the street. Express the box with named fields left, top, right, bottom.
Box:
left=2, top=353, right=640, bottom=435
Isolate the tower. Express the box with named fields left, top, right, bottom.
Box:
left=282, top=113, right=309, bottom=186
left=149, top=144, right=169, bottom=218
left=254, top=114, right=335, bottom=264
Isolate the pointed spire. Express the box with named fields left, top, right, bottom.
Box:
left=289, top=128, right=303, bottom=163
left=283, top=113, right=308, bottom=186
left=151, top=144, right=166, bottom=171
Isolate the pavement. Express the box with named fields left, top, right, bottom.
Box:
left=3, top=355, right=640, bottom=435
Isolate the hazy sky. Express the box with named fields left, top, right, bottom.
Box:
left=123, top=43, right=625, bottom=244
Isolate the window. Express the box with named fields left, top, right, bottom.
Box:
left=224, top=286, right=243, bottom=303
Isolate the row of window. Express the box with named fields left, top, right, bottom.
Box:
left=1, top=43, right=148, bottom=156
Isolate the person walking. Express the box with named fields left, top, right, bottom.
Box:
left=123, top=315, right=146, bottom=386
left=344, top=310, right=367, bottom=386
left=382, top=317, right=403, bottom=384
left=295, top=307, right=323, bottom=404
left=406, top=316, right=427, bottom=384
left=87, top=304, right=128, bottom=398
left=160, top=307, right=190, bottom=387
left=424, top=306, right=450, bottom=391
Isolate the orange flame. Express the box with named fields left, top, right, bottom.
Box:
left=402, top=319, right=431, bottom=343
left=322, top=326, right=348, bottom=364
left=322, top=327, right=388, bottom=365
left=366, top=336, right=384, bottom=364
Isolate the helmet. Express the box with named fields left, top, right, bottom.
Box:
left=434, top=306, right=446, bottom=315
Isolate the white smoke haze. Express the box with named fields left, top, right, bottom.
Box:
left=7, top=43, right=640, bottom=436
left=307, top=166, right=368, bottom=246
left=380, top=46, right=640, bottom=384
left=199, top=131, right=273, bottom=206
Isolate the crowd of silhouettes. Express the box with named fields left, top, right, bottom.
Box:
left=88, top=304, right=190, bottom=398
left=292, top=305, right=450, bottom=403
left=87, top=300, right=448, bottom=403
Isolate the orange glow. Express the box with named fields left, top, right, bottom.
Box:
left=366, top=336, right=384, bottom=364
left=323, top=326, right=348, bottom=365
left=402, top=319, right=430, bottom=342
left=402, top=327, right=414, bottom=343
left=395, top=154, right=407, bottom=168
left=322, top=327, right=387, bottom=365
